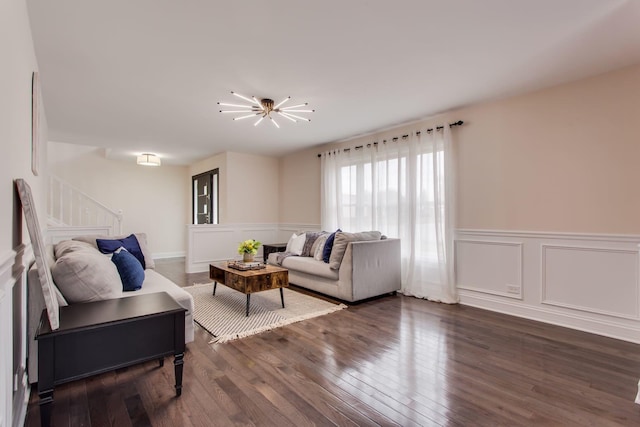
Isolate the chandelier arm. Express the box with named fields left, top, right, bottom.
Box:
left=254, top=116, right=265, bottom=126
left=269, top=117, right=280, bottom=128
left=218, top=102, right=254, bottom=108
left=231, top=92, right=258, bottom=105
left=280, top=112, right=310, bottom=121
left=273, top=96, right=291, bottom=109
left=233, top=113, right=262, bottom=120
left=278, top=109, right=314, bottom=113
left=280, top=103, right=308, bottom=110
left=277, top=112, right=297, bottom=122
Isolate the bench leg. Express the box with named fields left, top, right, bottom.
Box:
left=39, top=389, right=53, bottom=427
left=174, top=353, right=184, bottom=397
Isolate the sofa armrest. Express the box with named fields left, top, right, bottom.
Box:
left=345, top=238, right=401, bottom=301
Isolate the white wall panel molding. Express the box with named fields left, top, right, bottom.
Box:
left=455, top=229, right=640, bottom=343
left=458, top=228, right=640, bottom=243
left=186, top=224, right=280, bottom=273
left=455, top=239, right=523, bottom=300
left=46, top=225, right=113, bottom=244
left=1, top=247, right=30, bottom=427
left=540, top=244, right=639, bottom=320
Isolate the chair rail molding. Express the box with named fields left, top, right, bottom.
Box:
left=455, top=229, right=640, bottom=344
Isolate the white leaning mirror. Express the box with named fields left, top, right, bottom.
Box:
left=15, top=178, right=59, bottom=330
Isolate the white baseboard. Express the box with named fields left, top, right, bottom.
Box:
left=152, top=251, right=186, bottom=260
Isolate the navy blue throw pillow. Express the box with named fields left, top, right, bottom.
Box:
left=111, top=248, right=145, bottom=291
left=97, top=234, right=146, bottom=269
left=322, top=229, right=341, bottom=263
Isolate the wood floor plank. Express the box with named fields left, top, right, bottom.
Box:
left=24, top=259, right=640, bottom=427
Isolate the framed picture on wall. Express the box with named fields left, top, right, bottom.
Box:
left=31, top=71, right=41, bottom=176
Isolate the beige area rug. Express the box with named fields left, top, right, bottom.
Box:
left=184, top=283, right=347, bottom=343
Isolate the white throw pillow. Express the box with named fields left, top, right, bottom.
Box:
left=285, top=233, right=298, bottom=253
left=289, top=233, right=306, bottom=256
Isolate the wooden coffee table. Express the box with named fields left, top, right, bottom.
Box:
left=209, top=262, right=289, bottom=316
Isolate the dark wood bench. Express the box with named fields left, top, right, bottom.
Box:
left=36, top=292, right=186, bottom=427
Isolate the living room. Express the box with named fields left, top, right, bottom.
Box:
left=3, top=1, right=640, bottom=426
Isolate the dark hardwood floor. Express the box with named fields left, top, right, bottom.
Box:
left=25, top=258, right=640, bottom=426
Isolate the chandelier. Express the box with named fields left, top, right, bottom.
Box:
left=218, top=91, right=314, bottom=128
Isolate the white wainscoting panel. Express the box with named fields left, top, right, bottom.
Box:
left=0, top=250, right=14, bottom=427
left=186, top=223, right=321, bottom=273
left=456, top=229, right=640, bottom=344
left=541, top=245, right=639, bottom=319
left=456, top=240, right=523, bottom=299
left=46, top=225, right=113, bottom=244
left=1, top=245, right=31, bottom=427
left=186, top=224, right=280, bottom=273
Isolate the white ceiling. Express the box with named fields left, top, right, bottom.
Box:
left=27, top=0, right=640, bottom=165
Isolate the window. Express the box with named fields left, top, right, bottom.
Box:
left=192, top=169, right=219, bottom=224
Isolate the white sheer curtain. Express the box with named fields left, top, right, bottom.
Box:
left=320, top=126, right=458, bottom=303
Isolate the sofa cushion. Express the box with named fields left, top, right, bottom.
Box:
left=51, top=250, right=122, bottom=303
left=121, top=270, right=195, bottom=343
left=287, top=233, right=306, bottom=256
left=73, top=232, right=155, bottom=269
left=322, top=229, right=341, bottom=263
left=111, top=247, right=145, bottom=291
left=313, top=234, right=329, bottom=261
left=329, top=231, right=382, bottom=270
left=301, top=232, right=322, bottom=257
left=281, top=256, right=339, bottom=280
left=54, top=240, right=97, bottom=259
left=97, top=234, right=146, bottom=269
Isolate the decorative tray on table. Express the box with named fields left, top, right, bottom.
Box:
left=227, top=261, right=267, bottom=271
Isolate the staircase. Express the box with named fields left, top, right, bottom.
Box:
left=48, top=175, right=123, bottom=235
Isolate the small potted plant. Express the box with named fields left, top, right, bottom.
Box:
left=238, top=239, right=261, bottom=262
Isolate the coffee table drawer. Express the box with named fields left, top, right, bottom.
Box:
left=226, top=270, right=288, bottom=293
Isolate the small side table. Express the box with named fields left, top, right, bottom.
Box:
left=263, top=243, right=287, bottom=263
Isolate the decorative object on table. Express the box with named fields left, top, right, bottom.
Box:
left=238, top=239, right=261, bottom=262
left=184, top=284, right=346, bottom=343
left=16, top=179, right=60, bottom=329
left=227, top=261, right=266, bottom=271
left=218, top=91, right=314, bottom=128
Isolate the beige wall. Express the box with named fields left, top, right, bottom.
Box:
left=2, top=1, right=48, bottom=425
left=49, top=142, right=189, bottom=255
left=189, top=151, right=279, bottom=224
left=279, top=148, right=320, bottom=224
left=1, top=0, right=48, bottom=253
left=280, top=62, right=640, bottom=234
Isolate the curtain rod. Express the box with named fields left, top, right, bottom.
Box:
left=317, top=120, right=464, bottom=157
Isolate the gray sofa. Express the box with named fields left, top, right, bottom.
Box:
left=27, top=236, right=194, bottom=384
left=268, top=237, right=401, bottom=302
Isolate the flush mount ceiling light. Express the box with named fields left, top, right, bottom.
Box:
left=218, top=91, right=314, bottom=128
left=136, top=153, right=161, bottom=166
